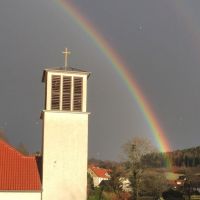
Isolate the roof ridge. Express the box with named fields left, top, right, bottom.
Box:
left=0, top=139, right=35, bottom=158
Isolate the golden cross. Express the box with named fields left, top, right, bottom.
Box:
left=62, top=48, right=71, bottom=70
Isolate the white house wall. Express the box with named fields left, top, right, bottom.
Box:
left=0, top=192, right=41, bottom=200
left=93, top=177, right=109, bottom=187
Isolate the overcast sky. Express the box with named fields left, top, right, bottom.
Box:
left=0, top=0, right=200, bottom=160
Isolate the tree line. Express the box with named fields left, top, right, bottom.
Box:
left=142, top=146, right=200, bottom=168
left=89, top=145, right=200, bottom=169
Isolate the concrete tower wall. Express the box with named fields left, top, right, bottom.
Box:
left=42, top=111, right=89, bottom=200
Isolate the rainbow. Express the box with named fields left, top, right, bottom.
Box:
left=58, top=0, right=172, bottom=167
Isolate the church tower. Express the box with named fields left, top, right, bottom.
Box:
left=41, top=49, right=90, bottom=200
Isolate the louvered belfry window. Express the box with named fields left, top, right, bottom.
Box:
left=62, top=76, right=71, bottom=111
left=73, top=77, right=83, bottom=111
left=51, top=75, right=61, bottom=110
left=50, top=74, right=83, bottom=111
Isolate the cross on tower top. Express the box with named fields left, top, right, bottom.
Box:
left=62, top=48, right=71, bottom=70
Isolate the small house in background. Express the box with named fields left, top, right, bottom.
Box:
left=88, top=166, right=111, bottom=187
left=175, top=175, right=187, bottom=186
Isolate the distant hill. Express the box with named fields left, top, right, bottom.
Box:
left=142, top=146, right=200, bottom=168
left=88, top=146, right=200, bottom=169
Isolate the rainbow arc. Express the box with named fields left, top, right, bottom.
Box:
left=58, top=0, right=172, bottom=167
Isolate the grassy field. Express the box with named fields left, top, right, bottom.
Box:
left=164, top=172, right=184, bottom=181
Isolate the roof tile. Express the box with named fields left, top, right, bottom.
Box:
left=0, top=140, right=41, bottom=191
left=89, top=166, right=110, bottom=178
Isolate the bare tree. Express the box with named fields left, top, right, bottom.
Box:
left=141, top=171, right=168, bottom=200
left=109, top=165, right=125, bottom=199
left=0, top=130, right=9, bottom=142
left=123, top=137, right=157, bottom=200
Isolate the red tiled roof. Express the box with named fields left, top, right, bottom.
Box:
left=0, top=140, right=41, bottom=191
left=89, top=166, right=110, bottom=178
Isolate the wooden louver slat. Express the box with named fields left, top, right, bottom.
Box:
left=51, top=75, right=61, bottom=110
left=62, top=76, right=71, bottom=110
left=73, top=77, right=83, bottom=111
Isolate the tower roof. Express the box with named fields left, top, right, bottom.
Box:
left=0, top=140, right=41, bottom=191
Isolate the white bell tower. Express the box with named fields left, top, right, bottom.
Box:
left=41, top=49, right=90, bottom=200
